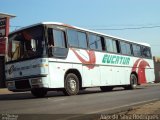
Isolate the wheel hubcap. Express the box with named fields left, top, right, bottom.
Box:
left=131, top=75, right=137, bottom=87
left=68, top=79, right=77, bottom=92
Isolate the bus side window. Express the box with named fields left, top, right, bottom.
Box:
left=120, top=41, right=132, bottom=55
left=48, top=28, right=66, bottom=48
left=67, top=29, right=78, bottom=48
left=105, top=38, right=118, bottom=53
left=89, top=34, right=102, bottom=51
left=67, top=29, right=88, bottom=49
left=47, top=28, right=68, bottom=58
left=78, top=31, right=87, bottom=49
left=132, top=44, right=141, bottom=57
left=141, top=46, right=152, bottom=59
left=53, top=29, right=66, bottom=48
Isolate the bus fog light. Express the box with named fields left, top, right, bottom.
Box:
left=31, top=78, right=42, bottom=84
left=6, top=81, right=14, bottom=87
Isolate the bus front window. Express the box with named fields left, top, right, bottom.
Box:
left=8, top=25, right=44, bottom=61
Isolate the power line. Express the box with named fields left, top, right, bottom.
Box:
left=91, top=25, right=160, bottom=31
left=10, top=24, right=160, bottom=31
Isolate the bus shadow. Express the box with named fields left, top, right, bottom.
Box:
left=0, top=92, right=34, bottom=100
left=79, top=87, right=145, bottom=95
left=0, top=91, right=65, bottom=101
left=0, top=87, right=145, bottom=101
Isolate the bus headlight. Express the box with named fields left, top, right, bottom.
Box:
left=31, top=78, right=42, bottom=85
left=6, top=81, right=14, bottom=87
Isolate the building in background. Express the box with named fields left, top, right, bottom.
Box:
left=0, top=12, right=15, bottom=88
left=153, top=56, right=160, bottom=83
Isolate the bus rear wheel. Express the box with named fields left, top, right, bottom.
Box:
left=130, top=74, right=138, bottom=89
left=63, top=73, right=79, bottom=96
left=31, top=88, right=47, bottom=98
left=125, top=74, right=138, bottom=90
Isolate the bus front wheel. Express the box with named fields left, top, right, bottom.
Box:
left=31, top=88, right=47, bottom=98
left=63, top=73, right=79, bottom=96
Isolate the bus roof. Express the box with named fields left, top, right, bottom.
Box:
left=10, top=22, right=151, bottom=47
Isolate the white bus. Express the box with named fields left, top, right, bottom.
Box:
left=5, top=22, right=155, bottom=97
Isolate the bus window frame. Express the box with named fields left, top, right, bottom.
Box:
left=46, top=25, right=68, bottom=58
left=132, top=43, right=142, bottom=58
left=66, top=28, right=88, bottom=50
left=119, top=40, right=132, bottom=56
left=105, top=37, right=121, bottom=55
left=88, top=33, right=105, bottom=52
left=141, top=45, right=152, bottom=59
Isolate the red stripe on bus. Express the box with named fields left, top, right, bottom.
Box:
left=71, top=48, right=96, bottom=69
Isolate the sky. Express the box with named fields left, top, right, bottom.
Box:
left=1, top=0, right=160, bottom=56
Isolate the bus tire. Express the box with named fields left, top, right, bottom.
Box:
left=63, top=73, right=79, bottom=96
left=31, top=88, right=47, bottom=98
left=100, top=86, right=113, bottom=92
left=130, top=73, right=138, bottom=89
left=125, top=74, right=138, bottom=90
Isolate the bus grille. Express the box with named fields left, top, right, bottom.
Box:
left=15, top=80, right=31, bottom=89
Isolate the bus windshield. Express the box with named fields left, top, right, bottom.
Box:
left=8, top=25, right=44, bottom=62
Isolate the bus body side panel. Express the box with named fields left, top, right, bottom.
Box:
left=100, top=66, right=110, bottom=86
left=132, top=57, right=155, bottom=84
left=82, top=64, right=101, bottom=87
left=48, top=58, right=73, bottom=88
left=48, top=49, right=84, bottom=88
left=144, top=59, right=155, bottom=83
left=69, top=49, right=102, bottom=87
left=101, top=53, right=132, bottom=86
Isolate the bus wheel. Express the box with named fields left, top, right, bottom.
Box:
left=125, top=74, right=138, bottom=90
left=130, top=74, right=138, bottom=89
left=100, top=86, right=113, bottom=92
left=31, top=88, right=47, bottom=98
left=63, top=73, right=79, bottom=96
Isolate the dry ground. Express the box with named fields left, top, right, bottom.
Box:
left=119, top=100, right=160, bottom=115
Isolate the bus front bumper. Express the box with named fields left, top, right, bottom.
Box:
left=6, top=78, right=49, bottom=92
